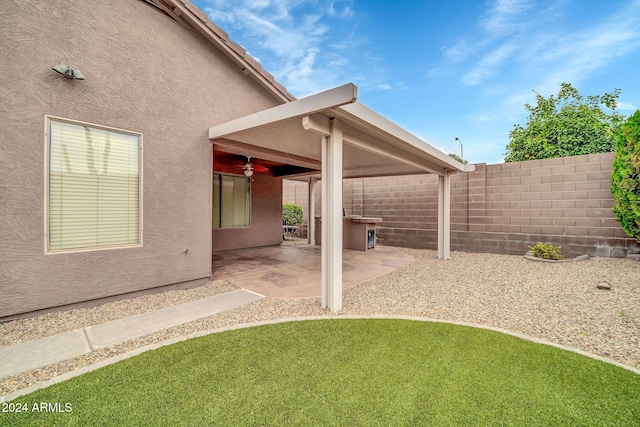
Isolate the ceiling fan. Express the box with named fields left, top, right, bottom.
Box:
left=234, top=156, right=269, bottom=176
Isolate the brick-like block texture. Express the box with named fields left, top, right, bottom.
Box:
left=285, top=152, right=639, bottom=257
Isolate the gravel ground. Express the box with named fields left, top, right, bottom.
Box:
left=1, top=246, right=639, bottom=396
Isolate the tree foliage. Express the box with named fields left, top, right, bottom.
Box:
left=448, top=153, right=468, bottom=164
left=611, top=110, right=640, bottom=241
left=504, top=83, right=624, bottom=162
left=282, top=203, right=304, bottom=226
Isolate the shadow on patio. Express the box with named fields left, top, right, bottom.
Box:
left=212, top=244, right=415, bottom=298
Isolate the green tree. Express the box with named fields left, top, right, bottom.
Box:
left=504, top=83, right=624, bottom=162
left=611, top=110, right=640, bottom=241
left=282, top=203, right=304, bottom=226
left=448, top=153, right=468, bottom=164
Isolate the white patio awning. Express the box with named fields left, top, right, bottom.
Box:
left=209, top=83, right=474, bottom=178
left=209, top=83, right=472, bottom=312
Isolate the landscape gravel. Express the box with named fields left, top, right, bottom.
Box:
left=2, top=246, right=639, bottom=396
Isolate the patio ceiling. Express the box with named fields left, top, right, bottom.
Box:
left=209, top=83, right=474, bottom=179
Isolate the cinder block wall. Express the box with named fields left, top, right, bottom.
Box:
left=283, top=152, right=639, bottom=257
left=459, top=152, right=637, bottom=257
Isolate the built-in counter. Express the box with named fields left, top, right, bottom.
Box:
left=314, top=216, right=383, bottom=251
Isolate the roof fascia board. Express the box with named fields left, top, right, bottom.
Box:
left=337, top=103, right=469, bottom=172
left=303, top=113, right=443, bottom=175
left=209, top=83, right=357, bottom=140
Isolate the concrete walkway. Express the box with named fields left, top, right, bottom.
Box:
left=0, top=289, right=263, bottom=380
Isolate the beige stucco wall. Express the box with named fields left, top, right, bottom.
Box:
left=0, top=0, right=281, bottom=317
left=211, top=173, right=283, bottom=251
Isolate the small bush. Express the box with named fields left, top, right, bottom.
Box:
left=529, top=243, right=563, bottom=260
left=611, top=110, right=640, bottom=241
left=282, top=204, right=304, bottom=226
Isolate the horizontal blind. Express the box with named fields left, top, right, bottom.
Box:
left=212, top=174, right=220, bottom=228
left=215, top=174, right=250, bottom=228
left=220, top=175, right=235, bottom=227
left=231, top=176, right=250, bottom=227
left=49, top=120, right=140, bottom=251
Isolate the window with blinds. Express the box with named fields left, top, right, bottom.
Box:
left=46, top=117, right=142, bottom=252
left=212, top=174, right=250, bottom=228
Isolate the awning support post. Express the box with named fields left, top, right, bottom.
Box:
left=438, top=170, right=451, bottom=260
left=321, top=119, right=343, bottom=311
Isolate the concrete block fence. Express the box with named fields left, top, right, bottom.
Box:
left=283, top=152, right=639, bottom=257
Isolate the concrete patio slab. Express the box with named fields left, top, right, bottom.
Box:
left=212, top=245, right=415, bottom=298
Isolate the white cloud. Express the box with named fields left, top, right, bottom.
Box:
left=438, top=0, right=639, bottom=91
left=469, top=111, right=499, bottom=123
left=479, top=0, right=533, bottom=36
left=330, top=41, right=349, bottom=50
left=327, top=56, right=348, bottom=67
left=462, top=43, right=517, bottom=85
left=442, top=40, right=473, bottom=63
left=204, top=8, right=236, bottom=24
left=283, top=47, right=318, bottom=80
left=329, top=0, right=354, bottom=19
left=617, top=101, right=638, bottom=112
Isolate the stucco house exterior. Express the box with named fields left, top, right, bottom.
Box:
left=1, top=0, right=467, bottom=320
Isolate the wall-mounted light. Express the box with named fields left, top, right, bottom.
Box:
left=52, top=65, right=85, bottom=80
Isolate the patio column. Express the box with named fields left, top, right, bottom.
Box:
left=308, top=177, right=317, bottom=245
left=321, top=119, right=343, bottom=311
left=437, top=170, right=451, bottom=260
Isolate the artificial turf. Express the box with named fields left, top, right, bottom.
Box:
left=2, top=319, right=639, bottom=426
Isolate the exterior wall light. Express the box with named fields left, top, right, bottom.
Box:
left=52, top=65, right=85, bottom=80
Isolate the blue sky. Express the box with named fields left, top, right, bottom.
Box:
left=195, top=0, right=640, bottom=164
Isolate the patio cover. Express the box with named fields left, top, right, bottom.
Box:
left=209, top=83, right=474, bottom=312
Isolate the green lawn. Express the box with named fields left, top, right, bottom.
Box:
left=3, top=319, right=639, bottom=426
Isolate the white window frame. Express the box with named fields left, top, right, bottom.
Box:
left=212, top=173, right=251, bottom=229
left=44, top=116, right=143, bottom=254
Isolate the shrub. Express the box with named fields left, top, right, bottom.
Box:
left=504, top=83, right=624, bottom=162
left=611, top=110, right=640, bottom=241
left=529, top=243, right=563, bottom=260
left=282, top=204, right=304, bottom=226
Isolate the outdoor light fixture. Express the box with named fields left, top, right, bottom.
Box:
left=243, top=157, right=254, bottom=177
left=52, top=65, right=85, bottom=80
left=455, top=137, right=463, bottom=161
